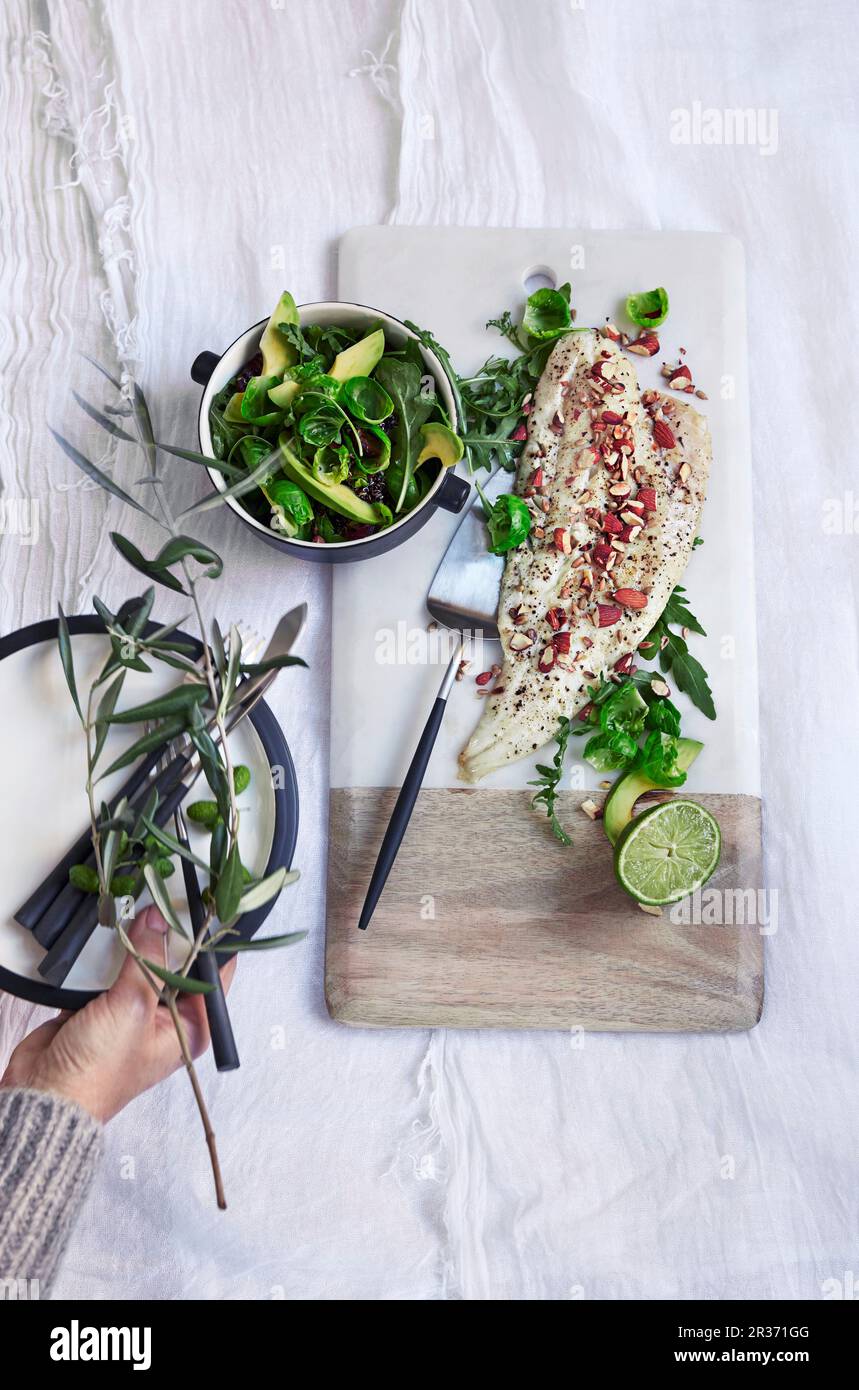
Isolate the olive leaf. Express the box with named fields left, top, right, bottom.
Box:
left=140, top=814, right=209, bottom=872
left=240, top=653, right=307, bottom=677
left=101, top=797, right=128, bottom=885
left=116, top=589, right=156, bottom=637
left=81, top=352, right=121, bottom=390
left=177, top=448, right=282, bottom=520
left=209, top=820, right=228, bottom=877
left=210, top=619, right=227, bottom=683
left=212, top=929, right=307, bottom=953
left=187, top=726, right=229, bottom=816
left=142, top=959, right=213, bottom=993
left=234, top=866, right=298, bottom=914
left=130, top=378, right=157, bottom=475
left=215, top=842, right=244, bottom=923
left=92, top=671, right=125, bottom=765
left=130, top=783, right=161, bottom=843
left=154, top=535, right=223, bottom=579
left=73, top=391, right=138, bottom=444
left=49, top=426, right=153, bottom=518
left=110, top=533, right=186, bottom=593
left=81, top=356, right=159, bottom=479
left=153, top=442, right=244, bottom=481
left=106, top=682, right=209, bottom=726
left=143, top=862, right=187, bottom=938
left=57, top=604, right=83, bottom=725
left=218, top=624, right=241, bottom=720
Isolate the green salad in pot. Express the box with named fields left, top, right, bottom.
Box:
left=208, top=292, right=463, bottom=544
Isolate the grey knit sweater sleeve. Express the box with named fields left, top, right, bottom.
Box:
left=0, top=1087, right=102, bottom=1297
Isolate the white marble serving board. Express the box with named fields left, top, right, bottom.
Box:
left=333, top=227, right=759, bottom=796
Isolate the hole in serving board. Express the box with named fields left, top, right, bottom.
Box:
left=522, top=265, right=557, bottom=296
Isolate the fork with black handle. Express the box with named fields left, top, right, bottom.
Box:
left=16, top=741, right=187, bottom=934
left=37, top=758, right=209, bottom=984
left=18, top=618, right=266, bottom=936
left=36, top=655, right=284, bottom=985
left=19, top=605, right=305, bottom=950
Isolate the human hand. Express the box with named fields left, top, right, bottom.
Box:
left=0, top=907, right=237, bottom=1123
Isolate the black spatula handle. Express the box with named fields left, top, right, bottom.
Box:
left=357, top=696, right=448, bottom=932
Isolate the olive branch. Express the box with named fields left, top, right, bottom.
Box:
left=53, top=362, right=307, bottom=1208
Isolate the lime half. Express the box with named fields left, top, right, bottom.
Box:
left=614, top=799, right=721, bottom=906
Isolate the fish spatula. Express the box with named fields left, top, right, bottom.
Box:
left=357, top=467, right=511, bottom=931
left=425, top=465, right=511, bottom=637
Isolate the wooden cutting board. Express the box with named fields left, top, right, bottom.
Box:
left=326, top=227, right=763, bottom=1032
left=326, top=789, right=763, bottom=1031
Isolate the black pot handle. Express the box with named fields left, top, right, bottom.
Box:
left=191, top=351, right=220, bottom=386
left=436, top=471, right=471, bottom=514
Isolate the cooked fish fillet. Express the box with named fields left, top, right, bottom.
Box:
left=458, top=329, right=711, bottom=783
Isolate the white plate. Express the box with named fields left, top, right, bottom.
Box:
left=0, top=625, right=287, bottom=1000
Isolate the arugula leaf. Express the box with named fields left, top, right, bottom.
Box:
left=529, top=717, right=574, bottom=845
left=645, top=586, right=716, bottom=720
left=655, top=628, right=716, bottom=720
left=406, top=320, right=550, bottom=477
left=660, top=584, right=706, bottom=636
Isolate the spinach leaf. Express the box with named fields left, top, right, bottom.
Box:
left=375, top=357, right=434, bottom=512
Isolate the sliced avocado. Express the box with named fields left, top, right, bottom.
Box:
left=260, top=291, right=299, bottom=377
left=329, top=329, right=385, bottom=384
left=417, top=422, right=463, bottom=470
left=603, top=737, right=703, bottom=845
left=268, top=378, right=300, bottom=409
left=277, top=436, right=384, bottom=526
left=224, top=392, right=246, bottom=423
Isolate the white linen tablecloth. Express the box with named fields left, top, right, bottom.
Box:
left=0, top=0, right=856, bottom=1301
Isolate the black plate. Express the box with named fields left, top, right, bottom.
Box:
left=0, top=616, right=299, bottom=1011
